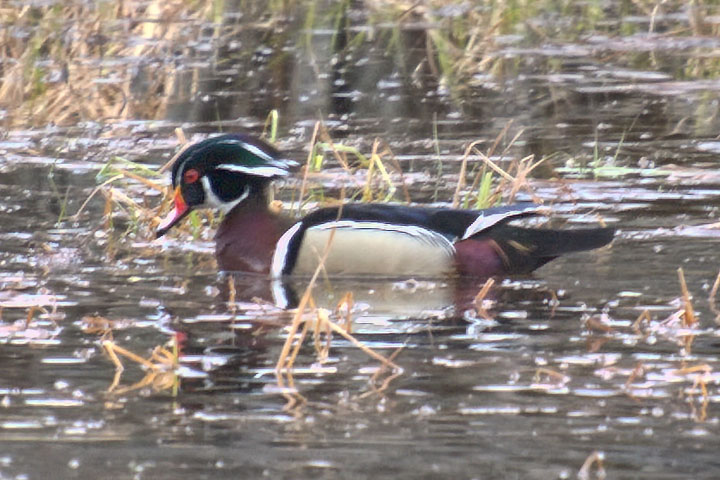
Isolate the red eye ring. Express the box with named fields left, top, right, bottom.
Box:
left=183, top=168, right=200, bottom=184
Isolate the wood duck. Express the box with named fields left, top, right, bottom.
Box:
left=156, top=134, right=614, bottom=279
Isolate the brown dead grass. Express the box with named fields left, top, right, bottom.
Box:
left=0, top=1, right=217, bottom=127
left=624, top=267, right=716, bottom=421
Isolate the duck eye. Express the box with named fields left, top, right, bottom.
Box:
left=183, top=169, right=200, bottom=184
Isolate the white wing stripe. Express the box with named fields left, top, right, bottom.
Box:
left=461, top=205, right=541, bottom=240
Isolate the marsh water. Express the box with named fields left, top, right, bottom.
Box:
left=4, top=1, right=720, bottom=479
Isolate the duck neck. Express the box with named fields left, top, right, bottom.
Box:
left=215, top=186, right=291, bottom=273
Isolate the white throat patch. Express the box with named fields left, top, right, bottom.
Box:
left=201, top=176, right=250, bottom=214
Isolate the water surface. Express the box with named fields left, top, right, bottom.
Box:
left=2, top=1, right=720, bottom=479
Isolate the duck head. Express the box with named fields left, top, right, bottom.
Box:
left=156, top=134, right=295, bottom=238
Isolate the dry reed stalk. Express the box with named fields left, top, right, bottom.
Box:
left=584, top=315, right=615, bottom=334
left=73, top=130, right=189, bottom=236
left=381, top=142, right=412, bottom=204
left=103, top=189, right=114, bottom=232
left=0, top=61, right=25, bottom=106
left=335, top=291, right=354, bottom=333
left=295, top=121, right=321, bottom=214
left=461, top=124, right=544, bottom=206
left=110, top=169, right=165, bottom=192
left=158, top=128, right=190, bottom=174
left=708, top=270, right=720, bottom=323
left=102, top=335, right=179, bottom=394
left=103, top=342, right=125, bottom=373
left=474, top=17, right=505, bottom=72
left=227, top=275, right=237, bottom=314
left=275, top=198, right=343, bottom=372
left=109, top=369, right=177, bottom=396
left=316, top=310, right=401, bottom=371
left=274, top=304, right=312, bottom=370
left=623, top=362, right=646, bottom=391
left=548, top=289, right=559, bottom=317
left=631, top=309, right=651, bottom=334
left=675, top=364, right=711, bottom=422
left=690, top=371, right=710, bottom=422
left=149, top=345, right=178, bottom=366
left=676, top=364, right=712, bottom=375
left=24, top=305, right=43, bottom=327
left=318, top=125, right=352, bottom=171
left=313, top=305, right=333, bottom=363
left=275, top=193, right=402, bottom=382
left=507, top=155, right=545, bottom=203
left=80, top=315, right=116, bottom=335
left=532, top=367, right=569, bottom=387
left=473, top=277, right=495, bottom=303
left=104, top=187, right=155, bottom=219
left=362, top=140, right=379, bottom=201
left=363, top=138, right=396, bottom=201
left=492, top=122, right=520, bottom=158
left=472, top=148, right=515, bottom=182
left=286, top=304, right=314, bottom=370
left=102, top=340, right=158, bottom=370
left=577, top=451, right=606, bottom=480
left=358, top=344, right=405, bottom=399
left=472, top=277, right=495, bottom=319
left=452, top=139, right=483, bottom=208
left=274, top=368, right=307, bottom=412
left=70, top=174, right=124, bottom=221
left=677, top=267, right=697, bottom=327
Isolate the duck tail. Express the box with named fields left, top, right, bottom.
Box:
left=489, top=225, right=615, bottom=274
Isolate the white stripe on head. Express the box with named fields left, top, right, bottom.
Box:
left=216, top=138, right=275, bottom=162
left=216, top=138, right=298, bottom=169
left=461, top=205, right=541, bottom=240
left=217, top=163, right=289, bottom=178
left=271, top=222, right=303, bottom=278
